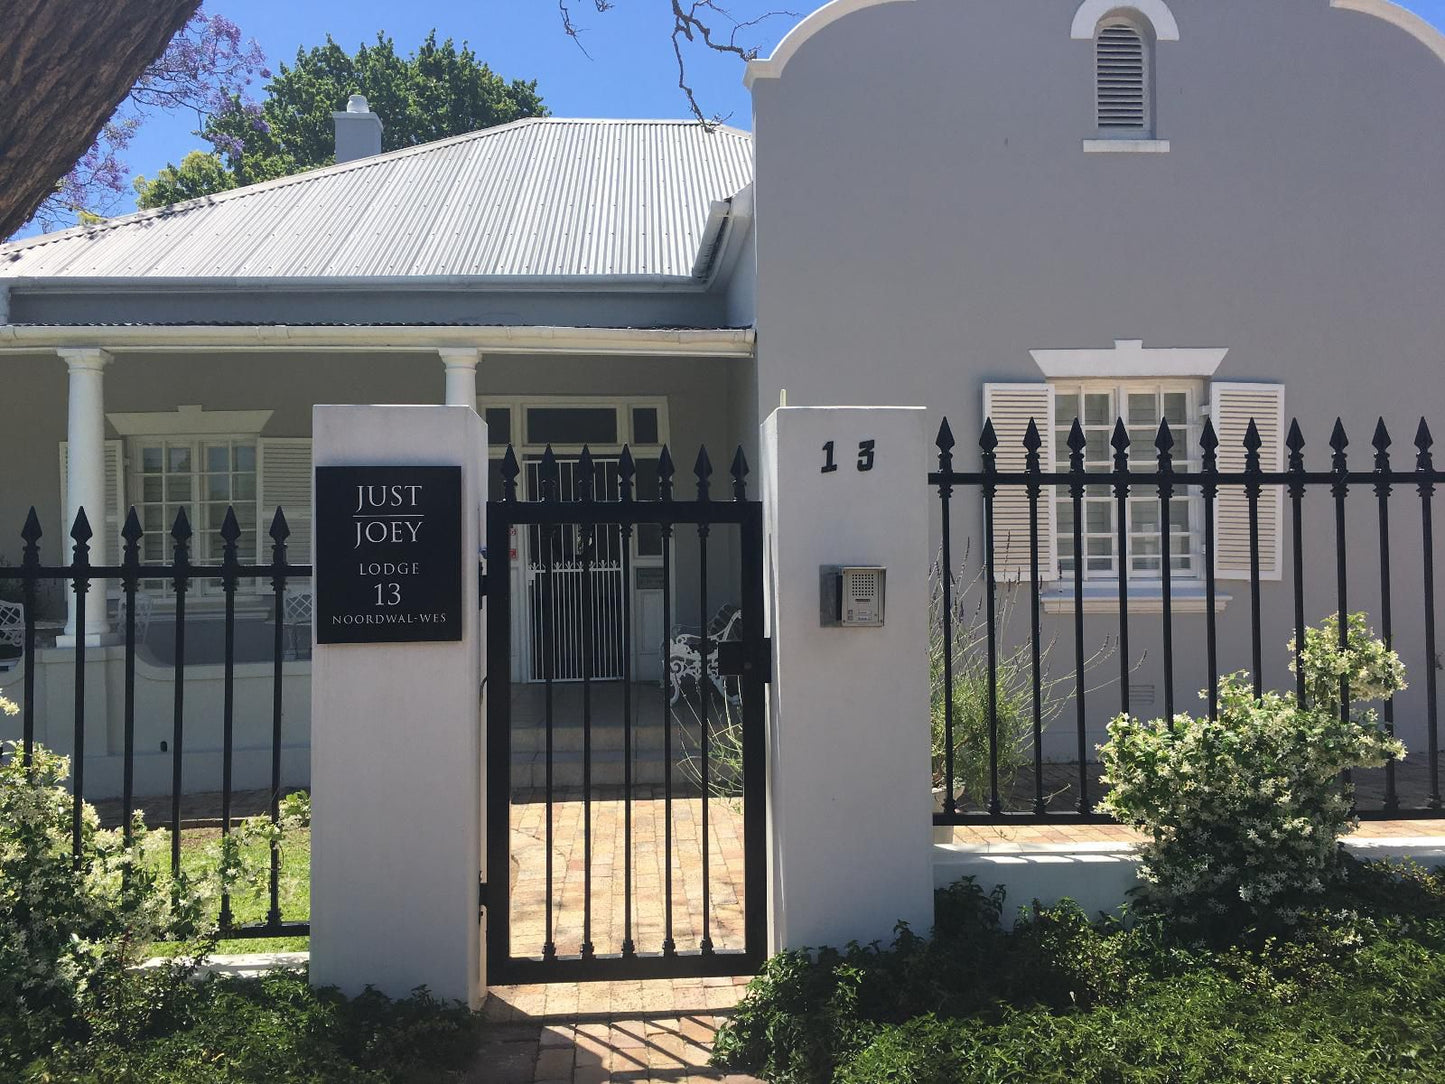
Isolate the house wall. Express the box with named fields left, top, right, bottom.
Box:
left=752, top=0, right=1445, bottom=761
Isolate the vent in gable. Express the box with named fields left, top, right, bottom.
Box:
left=1096, top=22, right=1149, bottom=132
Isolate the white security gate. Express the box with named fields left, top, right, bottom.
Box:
left=523, top=457, right=625, bottom=681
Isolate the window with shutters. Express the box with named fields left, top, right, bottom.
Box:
left=1095, top=17, right=1152, bottom=137
left=1051, top=381, right=1203, bottom=583
left=131, top=438, right=259, bottom=592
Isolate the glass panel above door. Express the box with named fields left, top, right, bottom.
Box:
left=525, top=407, right=618, bottom=446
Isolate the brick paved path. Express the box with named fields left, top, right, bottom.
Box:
left=470, top=977, right=760, bottom=1083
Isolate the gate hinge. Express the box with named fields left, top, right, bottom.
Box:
left=479, top=877, right=488, bottom=919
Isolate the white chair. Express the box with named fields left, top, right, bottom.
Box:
left=667, top=604, right=743, bottom=705
left=115, top=592, right=153, bottom=643
left=283, top=591, right=313, bottom=660
left=0, top=600, right=23, bottom=670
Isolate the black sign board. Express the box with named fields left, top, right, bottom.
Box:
left=315, top=465, right=463, bottom=644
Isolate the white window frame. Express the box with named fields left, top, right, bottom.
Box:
left=1050, top=379, right=1206, bottom=592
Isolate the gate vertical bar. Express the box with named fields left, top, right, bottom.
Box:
left=695, top=446, right=715, bottom=952
left=659, top=447, right=677, bottom=955
left=1418, top=421, right=1441, bottom=809
left=1200, top=421, right=1220, bottom=720
left=1330, top=421, right=1351, bottom=741
left=935, top=421, right=957, bottom=814
left=1374, top=421, right=1398, bottom=813
left=170, top=509, right=191, bottom=876
left=267, top=510, right=290, bottom=927
left=1024, top=420, right=1045, bottom=813
left=1286, top=422, right=1308, bottom=708
left=540, top=447, right=558, bottom=960
left=1111, top=422, right=1132, bottom=717
left=1156, top=420, right=1176, bottom=722
left=619, top=447, right=637, bottom=958
left=20, top=510, right=40, bottom=768
left=980, top=421, right=1001, bottom=815
left=121, top=510, right=141, bottom=843
left=485, top=449, right=518, bottom=978
left=738, top=467, right=768, bottom=964
left=69, top=509, right=92, bottom=861
left=219, top=508, right=240, bottom=930
left=1067, top=422, right=1089, bottom=808
left=1244, top=420, right=1264, bottom=695
left=578, top=446, right=595, bottom=960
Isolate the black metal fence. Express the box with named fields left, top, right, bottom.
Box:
left=931, top=414, right=1443, bottom=825
left=0, top=504, right=311, bottom=939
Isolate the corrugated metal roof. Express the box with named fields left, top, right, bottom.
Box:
left=0, top=119, right=754, bottom=283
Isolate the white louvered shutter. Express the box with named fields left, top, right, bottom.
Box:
left=258, top=439, right=313, bottom=563
left=58, top=440, right=125, bottom=565
left=982, top=384, right=1058, bottom=583
left=1097, top=22, right=1148, bottom=132
left=1210, top=384, right=1285, bottom=581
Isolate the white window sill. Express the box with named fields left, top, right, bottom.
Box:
left=1041, top=584, right=1229, bottom=614
left=1083, top=139, right=1171, bottom=154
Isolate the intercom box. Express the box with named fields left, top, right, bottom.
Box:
left=820, top=566, right=886, bottom=627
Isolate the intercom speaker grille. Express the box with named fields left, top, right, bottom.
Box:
left=852, top=571, right=877, bottom=600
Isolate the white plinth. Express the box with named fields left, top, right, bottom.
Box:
left=309, top=405, right=486, bottom=1007
left=762, top=406, right=934, bottom=953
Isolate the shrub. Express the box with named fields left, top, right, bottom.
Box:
left=1098, top=612, right=1406, bottom=929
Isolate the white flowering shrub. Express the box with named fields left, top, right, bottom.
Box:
left=0, top=733, right=295, bottom=1054
left=1098, top=614, right=1406, bottom=927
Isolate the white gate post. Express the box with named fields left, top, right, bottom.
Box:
left=309, top=404, right=487, bottom=1007
left=761, top=406, right=934, bottom=952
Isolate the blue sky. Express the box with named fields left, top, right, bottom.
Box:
left=93, top=0, right=1445, bottom=215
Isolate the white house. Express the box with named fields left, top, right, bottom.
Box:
left=2, top=0, right=1443, bottom=796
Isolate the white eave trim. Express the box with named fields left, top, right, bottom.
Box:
left=0, top=324, right=757, bottom=358
left=1330, top=0, right=1445, bottom=66
left=0, top=273, right=717, bottom=295
left=745, top=0, right=916, bottom=87
left=1030, top=339, right=1228, bottom=378
left=107, top=405, right=274, bottom=437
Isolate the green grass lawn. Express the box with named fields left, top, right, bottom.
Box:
left=143, top=826, right=311, bottom=956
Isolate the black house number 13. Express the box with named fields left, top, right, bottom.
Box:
left=822, top=439, right=876, bottom=474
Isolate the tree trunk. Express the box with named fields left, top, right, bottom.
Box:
left=0, top=0, right=199, bottom=240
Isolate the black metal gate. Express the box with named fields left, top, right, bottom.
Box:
left=484, top=442, right=769, bottom=983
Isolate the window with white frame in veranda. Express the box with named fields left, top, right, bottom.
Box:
left=1051, top=382, right=1202, bottom=582
left=132, top=439, right=259, bottom=591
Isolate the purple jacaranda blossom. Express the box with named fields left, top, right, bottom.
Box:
left=27, top=7, right=267, bottom=233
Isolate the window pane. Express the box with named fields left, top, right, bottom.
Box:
left=1085, top=433, right=1110, bottom=463
left=631, top=407, right=660, bottom=445
left=1086, top=503, right=1112, bottom=533
left=1170, top=501, right=1191, bottom=532
left=143, top=476, right=164, bottom=502
left=168, top=446, right=191, bottom=473
left=1133, top=503, right=1159, bottom=532
left=1057, top=502, right=1074, bottom=532
left=1163, top=392, right=1188, bottom=426
left=1084, top=394, right=1112, bottom=426
left=636, top=524, right=662, bottom=557
left=234, top=444, right=256, bottom=471
left=167, top=475, right=192, bottom=501
left=206, top=445, right=229, bottom=473
left=234, top=474, right=256, bottom=501
left=143, top=506, right=164, bottom=533
left=1127, top=393, right=1158, bottom=426
left=525, top=407, right=617, bottom=446
left=633, top=458, right=660, bottom=502
left=207, top=475, right=230, bottom=500
left=485, top=408, right=511, bottom=448
left=1055, top=394, right=1081, bottom=426
left=142, top=447, right=164, bottom=473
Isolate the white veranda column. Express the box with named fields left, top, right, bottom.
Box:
left=60, top=348, right=112, bottom=641
left=439, top=347, right=480, bottom=407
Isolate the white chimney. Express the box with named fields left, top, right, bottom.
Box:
left=332, top=93, right=383, bottom=164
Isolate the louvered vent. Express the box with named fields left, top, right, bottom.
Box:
left=1097, top=22, right=1148, bottom=131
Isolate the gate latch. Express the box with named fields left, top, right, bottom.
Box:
left=717, top=639, right=772, bottom=683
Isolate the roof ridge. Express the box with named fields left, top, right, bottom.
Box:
left=2, top=117, right=752, bottom=257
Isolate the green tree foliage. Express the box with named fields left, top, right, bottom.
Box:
left=133, top=149, right=237, bottom=209
left=135, top=31, right=546, bottom=208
